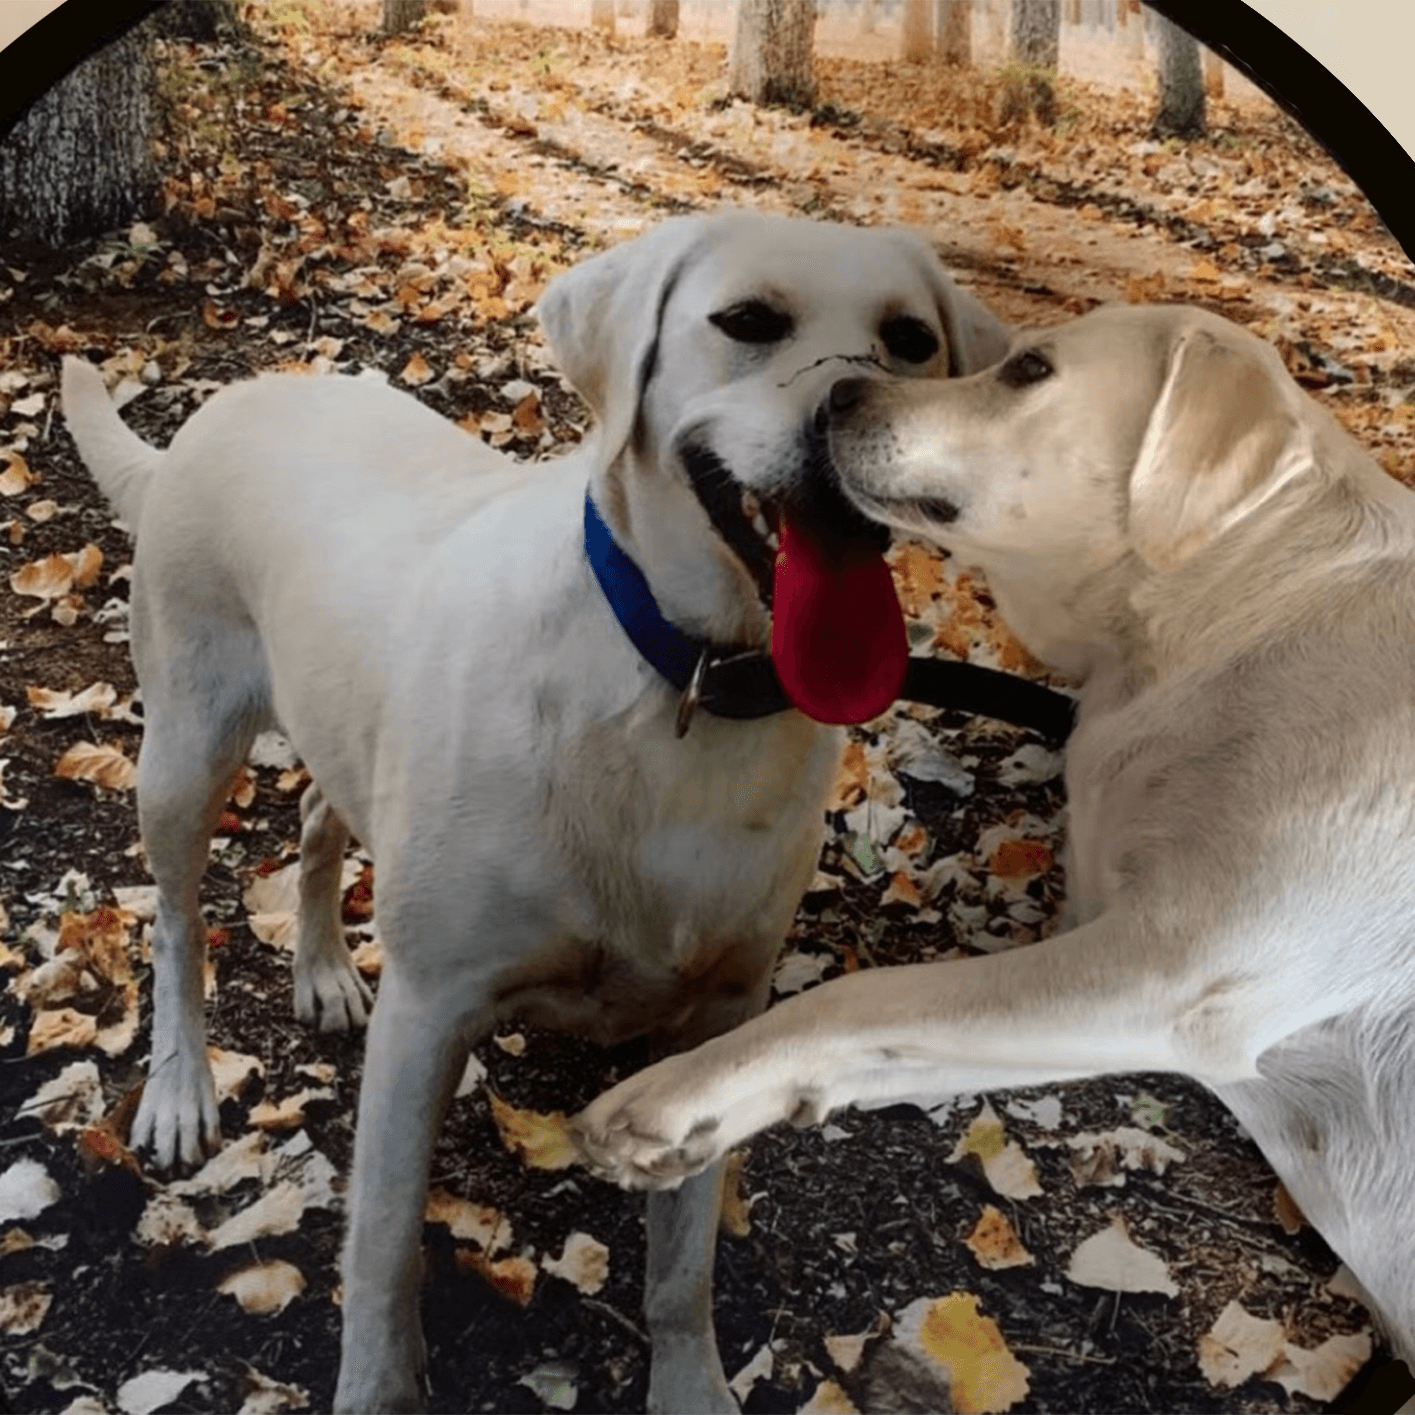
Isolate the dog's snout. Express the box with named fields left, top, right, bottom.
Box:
left=829, top=377, right=867, bottom=418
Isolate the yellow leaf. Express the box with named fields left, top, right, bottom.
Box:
left=0, top=452, right=36, bottom=496
left=487, top=1089, right=577, bottom=1170
left=893, top=1292, right=1030, bottom=1414
left=218, top=1259, right=306, bottom=1315
left=425, top=1187, right=512, bottom=1253
left=399, top=351, right=434, bottom=386
left=10, top=552, right=73, bottom=600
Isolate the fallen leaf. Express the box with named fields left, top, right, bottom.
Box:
left=964, top=1205, right=1035, bottom=1270
left=985, top=838, right=1053, bottom=879
left=487, top=1090, right=576, bottom=1170
left=540, top=1231, right=609, bottom=1294
left=719, top=1148, right=753, bottom=1237
left=22, top=1059, right=104, bottom=1133
left=492, top=1031, right=525, bottom=1056
left=207, top=1181, right=306, bottom=1251
left=26, top=1006, right=98, bottom=1054
left=0, top=1280, right=50, bottom=1335
left=517, top=1360, right=577, bottom=1411
left=456, top=1247, right=536, bottom=1304
left=218, top=1259, right=306, bottom=1315
left=117, top=1369, right=204, bottom=1415
left=399, top=350, right=433, bottom=385
left=235, top=1367, right=310, bottom=1415
left=824, top=1314, right=888, bottom=1375
left=801, top=1378, right=860, bottom=1413
left=54, top=740, right=136, bottom=790
left=891, top=1292, right=1030, bottom=1414
left=425, top=1188, right=512, bottom=1253
left=1273, top=1181, right=1306, bottom=1234
left=1197, top=1299, right=1286, bottom=1388
left=728, top=1345, right=773, bottom=1404
left=1268, top=1331, right=1372, bottom=1401
left=1067, top=1127, right=1186, bottom=1188
left=1065, top=1215, right=1178, bottom=1297
left=0, top=451, right=36, bottom=495
left=247, top=1088, right=333, bottom=1132
left=948, top=1102, right=1042, bottom=1200
left=27, top=682, right=119, bottom=719
left=208, top=1046, right=265, bottom=1102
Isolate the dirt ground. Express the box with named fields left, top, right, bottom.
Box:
left=2, top=6, right=1415, bottom=1413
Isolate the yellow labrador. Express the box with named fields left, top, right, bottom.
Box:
left=61, top=211, right=1009, bottom=1413
left=577, top=303, right=1415, bottom=1367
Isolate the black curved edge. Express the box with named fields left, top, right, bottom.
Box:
left=1145, top=1, right=1415, bottom=262
left=0, top=0, right=165, bottom=142
left=901, top=658, right=1076, bottom=743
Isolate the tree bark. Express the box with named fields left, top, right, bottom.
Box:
left=1010, top=0, right=1058, bottom=67
left=648, top=0, right=680, bottom=37
left=1153, top=12, right=1205, bottom=137
left=900, top=0, right=932, bottom=62
left=728, top=0, right=816, bottom=107
left=590, top=0, right=617, bottom=33
left=0, top=21, right=154, bottom=246
left=936, top=0, right=971, bottom=64
left=1004, top=0, right=1059, bottom=124
left=382, top=0, right=427, bottom=33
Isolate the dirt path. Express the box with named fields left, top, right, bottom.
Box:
left=2, top=9, right=1413, bottom=1414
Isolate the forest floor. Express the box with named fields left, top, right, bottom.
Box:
left=2, top=4, right=1415, bottom=1413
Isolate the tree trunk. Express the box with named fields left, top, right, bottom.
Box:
left=648, top=0, right=680, bottom=37
left=1010, top=0, right=1058, bottom=67
left=1202, top=45, right=1224, bottom=100
left=382, top=0, right=427, bottom=34
left=0, top=21, right=154, bottom=246
left=1066, top=0, right=1080, bottom=23
left=900, top=0, right=932, bottom=62
left=590, top=0, right=617, bottom=34
left=858, top=0, right=878, bottom=37
left=935, top=0, right=970, bottom=63
left=1004, top=0, right=1059, bottom=124
left=1153, top=12, right=1205, bottom=137
left=728, top=0, right=816, bottom=107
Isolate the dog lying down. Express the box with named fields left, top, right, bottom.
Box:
left=61, top=212, right=1013, bottom=1413
left=577, top=302, right=1415, bottom=1368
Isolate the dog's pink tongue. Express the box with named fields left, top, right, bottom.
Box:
left=771, top=509, right=908, bottom=725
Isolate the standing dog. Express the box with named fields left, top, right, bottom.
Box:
left=62, top=211, right=1009, bottom=1412
left=577, top=303, right=1415, bottom=1365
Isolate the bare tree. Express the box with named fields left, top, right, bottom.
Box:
left=648, top=0, right=680, bottom=37
left=1153, top=11, right=1204, bottom=137
left=859, top=0, right=879, bottom=36
left=900, top=0, right=932, bottom=62
left=591, top=0, right=617, bottom=33
left=728, top=0, right=816, bottom=106
left=0, top=19, right=154, bottom=245
left=1003, top=0, right=1060, bottom=123
left=936, top=0, right=971, bottom=64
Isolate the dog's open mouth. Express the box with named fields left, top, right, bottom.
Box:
left=680, top=438, right=908, bottom=726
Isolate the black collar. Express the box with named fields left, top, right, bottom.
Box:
left=583, top=489, right=1075, bottom=743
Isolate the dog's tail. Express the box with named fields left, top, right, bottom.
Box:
left=61, top=356, right=165, bottom=529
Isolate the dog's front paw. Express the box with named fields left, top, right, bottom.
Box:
left=293, top=953, right=374, bottom=1033
left=131, top=1050, right=221, bottom=1171
left=573, top=1067, right=728, bottom=1191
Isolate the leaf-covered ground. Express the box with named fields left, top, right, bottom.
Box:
left=3, top=5, right=1415, bottom=1412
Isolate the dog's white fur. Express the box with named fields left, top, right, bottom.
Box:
left=576, top=302, right=1415, bottom=1367
left=62, top=211, right=1009, bottom=1413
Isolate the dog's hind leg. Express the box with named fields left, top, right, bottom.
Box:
left=644, top=1163, right=738, bottom=1414
left=130, top=637, right=266, bottom=1170
left=293, top=783, right=373, bottom=1032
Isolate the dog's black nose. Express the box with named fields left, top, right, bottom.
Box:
left=828, top=377, right=867, bottom=418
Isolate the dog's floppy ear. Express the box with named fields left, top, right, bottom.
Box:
left=889, top=230, right=1011, bottom=375
left=1128, top=321, right=1314, bottom=571
left=536, top=217, right=706, bottom=461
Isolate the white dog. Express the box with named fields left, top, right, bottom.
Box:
left=576, top=302, right=1415, bottom=1371
left=62, top=211, right=1009, bottom=1413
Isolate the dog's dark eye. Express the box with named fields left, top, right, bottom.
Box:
left=709, top=300, right=793, bottom=345
left=880, top=315, right=940, bottom=364
left=999, top=349, right=1054, bottom=387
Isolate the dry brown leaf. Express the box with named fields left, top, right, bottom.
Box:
left=54, top=740, right=136, bottom=791
left=425, top=1188, right=512, bottom=1254
left=985, top=838, right=1053, bottom=879
left=1196, top=1300, right=1286, bottom=1388
left=218, top=1259, right=306, bottom=1315
left=207, top=1181, right=305, bottom=1251
left=26, top=1007, right=98, bottom=1055
left=800, top=1378, right=860, bottom=1413
left=456, top=1247, right=536, bottom=1305
left=0, top=452, right=36, bottom=496
left=487, top=1089, right=577, bottom=1171
left=964, top=1205, right=1034, bottom=1270
left=27, top=682, right=118, bottom=719
left=1065, top=1215, right=1178, bottom=1297
left=10, top=552, right=75, bottom=601
left=719, top=1148, right=753, bottom=1237
left=824, top=1314, right=888, bottom=1375
left=0, top=1280, right=51, bottom=1335
left=948, top=1102, right=1042, bottom=1201
left=540, top=1231, right=609, bottom=1295
left=247, top=1087, right=332, bottom=1132
left=1273, top=1180, right=1306, bottom=1234
left=1067, top=1127, right=1186, bottom=1189
left=399, top=350, right=433, bottom=385
left=1268, top=1331, right=1372, bottom=1401
left=891, top=1292, right=1030, bottom=1414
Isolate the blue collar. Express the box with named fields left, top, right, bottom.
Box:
left=582, top=489, right=791, bottom=723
